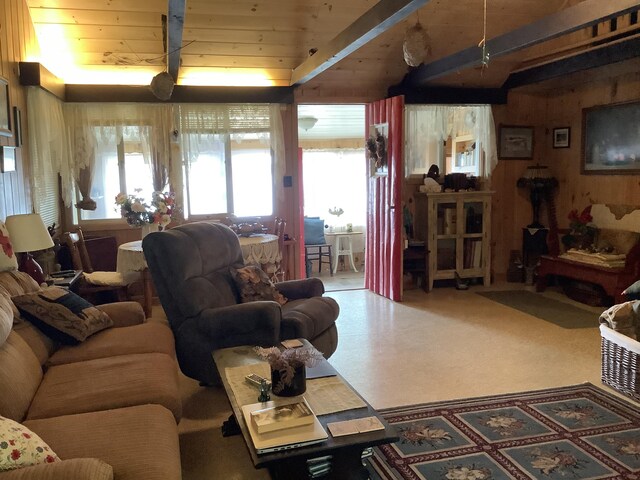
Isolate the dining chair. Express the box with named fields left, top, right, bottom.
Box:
left=63, top=227, right=139, bottom=304
left=303, top=217, right=333, bottom=277
left=272, top=218, right=287, bottom=283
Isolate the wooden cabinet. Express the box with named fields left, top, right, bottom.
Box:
left=414, top=191, right=493, bottom=291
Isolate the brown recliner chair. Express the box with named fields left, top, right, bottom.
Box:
left=142, top=221, right=339, bottom=385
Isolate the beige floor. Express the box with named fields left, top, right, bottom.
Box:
left=176, top=281, right=612, bottom=479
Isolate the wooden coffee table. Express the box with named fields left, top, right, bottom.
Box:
left=212, top=342, right=398, bottom=479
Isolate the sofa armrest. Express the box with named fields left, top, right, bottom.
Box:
left=276, top=278, right=325, bottom=300
left=96, top=302, right=145, bottom=328
left=195, top=301, right=281, bottom=349
left=0, top=458, right=113, bottom=480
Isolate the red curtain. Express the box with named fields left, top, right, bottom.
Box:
left=365, top=96, right=404, bottom=301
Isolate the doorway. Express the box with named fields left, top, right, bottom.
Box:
left=298, top=104, right=366, bottom=291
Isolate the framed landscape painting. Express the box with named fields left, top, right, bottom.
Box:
left=498, top=125, right=533, bottom=159
left=582, top=100, right=640, bottom=175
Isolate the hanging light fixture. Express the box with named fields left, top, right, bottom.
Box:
left=298, top=116, right=318, bottom=131
left=149, top=71, right=175, bottom=101
left=403, top=20, right=431, bottom=67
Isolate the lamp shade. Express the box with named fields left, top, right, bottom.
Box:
left=4, top=214, right=54, bottom=253
left=298, top=116, right=318, bottom=131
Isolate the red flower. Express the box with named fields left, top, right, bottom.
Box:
left=22, top=433, right=31, bottom=439
left=9, top=440, right=15, bottom=446
left=10, top=449, right=21, bottom=460
left=45, top=455, right=56, bottom=463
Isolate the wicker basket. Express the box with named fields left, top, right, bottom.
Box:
left=600, top=324, right=640, bottom=401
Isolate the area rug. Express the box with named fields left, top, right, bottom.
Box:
left=365, top=383, right=640, bottom=480
left=476, top=290, right=600, bottom=329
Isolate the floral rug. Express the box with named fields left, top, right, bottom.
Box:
left=365, top=384, right=640, bottom=480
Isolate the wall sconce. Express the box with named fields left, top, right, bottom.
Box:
left=5, top=213, right=54, bottom=285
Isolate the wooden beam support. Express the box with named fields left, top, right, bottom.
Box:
left=502, top=35, right=640, bottom=90
left=18, top=62, right=66, bottom=100
left=167, top=0, right=186, bottom=81
left=290, top=0, right=430, bottom=86
left=387, top=85, right=508, bottom=104
left=65, top=85, right=294, bottom=104
left=403, top=0, right=640, bottom=87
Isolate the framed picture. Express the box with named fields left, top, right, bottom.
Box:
left=13, top=106, right=22, bottom=147
left=582, top=100, right=640, bottom=175
left=498, top=125, right=533, bottom=159
left=368, top=123, right=388, bottom=177
left=0, top=76, right=10, bottom=137
left=553, top=127, right=570, bottom=148
left=0, top=146, right=16, bottom=173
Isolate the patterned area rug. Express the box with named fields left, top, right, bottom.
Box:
left=366, top=384, right=640, bottom=480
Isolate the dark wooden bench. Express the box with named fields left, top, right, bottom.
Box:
left=536, top=243, right=640, bottom=304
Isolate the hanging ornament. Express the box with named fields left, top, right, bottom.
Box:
left=403, top=21, right=431, bottom=67
left=478, top=0, right=490, bottom=72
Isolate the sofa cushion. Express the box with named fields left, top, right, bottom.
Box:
left=0, top=271, right=40, bottom=298
left=27, top=353, right=182, bottom=422
left=0, top=332, right=43, bottom=421
left=0, top=415, right=59, bottom=471
left=13, top=287, right=113, bottom=345
left=231, top=265, right=287, bottom=305
left=47, top=322, right=176, bottom=366
left=281, top=296, right=340, bottom=340
left=0, top=221, right=18, bottom=272
left=12, top=321, right=57, bottom=366
left=0, top=288, right=13, bottom=346
left=24, top=405, right=181, bottom=480
left=0, top=458, right=113, bottom=479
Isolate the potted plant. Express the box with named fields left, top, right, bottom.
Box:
left=255, top=345, right=324, bottom=396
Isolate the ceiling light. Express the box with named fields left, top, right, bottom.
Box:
left=298, top=116, right=318, bottom=131
left=403, top=21, right=431, bottom=67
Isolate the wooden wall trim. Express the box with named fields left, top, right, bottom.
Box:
left=387, top=85, right=508, bottom=104
left=18, top=62, right=65, bottom=100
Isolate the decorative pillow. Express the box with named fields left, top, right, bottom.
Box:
left=623, top=280, right=640, bottom=300
left=12, top=287, right=113, bottom=344
left=0, top=221, right=18, bottom=272
left=303, top=217, right=326, bottom=246
left=0, top=416, right=59, bottom=471
left=230, top=265, right=287, bottom=306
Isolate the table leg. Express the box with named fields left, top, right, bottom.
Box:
left=142, top=268, right=153, bottom=318
left=346, top=236, right=358, bottom=272
left=332, top=238, right=340, bottom=274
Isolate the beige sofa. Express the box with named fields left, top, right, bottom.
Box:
left=0, top=271, right=183, bottom=479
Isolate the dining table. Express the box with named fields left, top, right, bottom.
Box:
left=116, top=240, right=153, bottom=318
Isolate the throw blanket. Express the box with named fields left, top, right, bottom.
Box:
left=559, top=248, right=626, bottom=268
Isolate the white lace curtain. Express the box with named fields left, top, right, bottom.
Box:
left=404, top=105, right=497, bottom=179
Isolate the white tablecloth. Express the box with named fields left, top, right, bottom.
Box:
left=117, top=240, right=147, bottom=273
left=239, top=234, right=281, bottom=265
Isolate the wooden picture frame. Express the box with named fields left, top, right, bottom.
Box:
left=552, top=127, right=570, bottom=148
left=368, top=123, right=388, bottom=177
left=582, top=100, right=640, bottom=175
left=13, top=106, right=22, bottom=147
left=498, top=125, right=533, bottom=159
left=0, top=146, right=16, bottom=173
left=0, top=77, right=10, bottom=137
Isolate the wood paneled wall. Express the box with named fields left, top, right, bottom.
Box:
left=0, top=0, right=39, bottom=219
left=490, top=68, right=640, bottom=279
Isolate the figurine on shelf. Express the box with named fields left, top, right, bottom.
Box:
left=258, top=379, right=270, bottom=403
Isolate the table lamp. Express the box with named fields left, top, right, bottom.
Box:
left=5, top=213, right=54, bottom=285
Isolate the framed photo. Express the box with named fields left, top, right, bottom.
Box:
left=13, top=106, right=22, bottom=147
left=368, top=123, right=388, bottom=177
left=0, top=76, right=10, bottom=137
left=0, top=146, right=16, bottom=173
left=582, top=100, right=640, bottom=175
left=498, top=125, right=533, bottom=159
left=553, top=127, right=570, bottom=148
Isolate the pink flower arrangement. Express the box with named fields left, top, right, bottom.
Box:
left=115, top=190, right=177, bottom=228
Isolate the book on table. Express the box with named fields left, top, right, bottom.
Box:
left=241, top=398, right=328, bottom=454
left=250, top=398, right=314, bottom=434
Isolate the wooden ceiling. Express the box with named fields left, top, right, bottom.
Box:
left=25, top=0, right=640, bottom=101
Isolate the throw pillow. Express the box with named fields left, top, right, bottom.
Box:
left=12, top=287, right=113, bottom=344
left=230, top=265, right=287, bottom=306
left=0, top=416, right=59, bottom=471
left=623, top=279, right=640, bottom=300
left=303, top=217, right=326, bottom=245
left=0, top=221, right=18, bottom=272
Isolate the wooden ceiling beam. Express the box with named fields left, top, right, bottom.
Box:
left=167, top=0, right=186, bottom=81
left=290, top=0, right=430, bottom=86
left=402, top=0, right=640, bottom=87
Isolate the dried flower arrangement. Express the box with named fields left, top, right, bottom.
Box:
left=255, top=345, right=324, bottom=394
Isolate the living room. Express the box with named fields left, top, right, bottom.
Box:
left=0, top=0, right=639, bottom=478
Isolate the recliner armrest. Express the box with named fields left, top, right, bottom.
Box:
left=276, top=278, right=325, bottom=300
left=95, top=301, right=145, bottom=327
left=194, top=301, right=281, bottom=349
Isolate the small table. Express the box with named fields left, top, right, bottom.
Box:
left=325, top=232, right=362, bottom=274
left=50, top=270, right=83, bottom=290
left=238, top=234, right=281, bottom=275
left=212, top=341, right=397, bottom=479
left=117, top=240, right=153, bottom=318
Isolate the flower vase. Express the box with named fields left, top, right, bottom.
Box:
left=141, top=223, right=158, bottom=240
left=271, top=365, right=306, bottom=397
